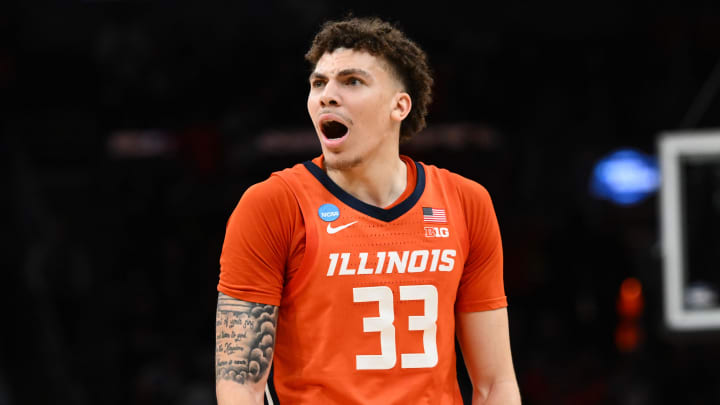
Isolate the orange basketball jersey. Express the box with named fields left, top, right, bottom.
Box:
left=219, top=156, right=506, bottom=404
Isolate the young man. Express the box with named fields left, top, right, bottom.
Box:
left=216, top=17, right=521, bottom=405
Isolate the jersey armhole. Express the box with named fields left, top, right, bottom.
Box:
left=448, top=171, right=472, bottom=266
left=272, top=171, right=319, bottom=285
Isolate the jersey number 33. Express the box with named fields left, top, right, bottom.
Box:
left=353, top=284, right=438, bottom=370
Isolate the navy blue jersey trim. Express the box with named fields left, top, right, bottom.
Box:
left=302, top=159, right=426, bottom=222
left=265, top=366, right=279, bottom=405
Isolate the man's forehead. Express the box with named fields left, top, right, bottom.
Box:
left=313, top=48, right=389, bottom=76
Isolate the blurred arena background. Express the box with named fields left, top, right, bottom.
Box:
left=3, top=1, right=720, bottom=404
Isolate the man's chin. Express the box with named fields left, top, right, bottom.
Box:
left=324, top=153, right=363, bottom=171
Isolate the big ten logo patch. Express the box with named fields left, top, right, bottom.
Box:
left=424, top=226, right=449, bottom=238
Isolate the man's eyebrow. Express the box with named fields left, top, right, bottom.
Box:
left=309, top=72, right=327, bottom=81
left=309, top=69, right=372, bottom=81
left=337, top=68, right=371, bottom=78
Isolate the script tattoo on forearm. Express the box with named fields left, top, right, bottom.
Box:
left=215, top=292, right=278, bottom=384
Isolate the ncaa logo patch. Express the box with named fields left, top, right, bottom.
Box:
left=318, top=203, right=340, bottom=222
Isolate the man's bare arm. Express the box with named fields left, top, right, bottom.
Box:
left=216, top=292, right=278, bottom=405
left=456, top=308, right=521, bottom=405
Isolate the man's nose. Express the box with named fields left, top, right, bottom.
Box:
left=319, top=82, right=340, bottom=107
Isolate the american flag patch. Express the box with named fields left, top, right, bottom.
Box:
left=423, top=207, right=447, bottom=223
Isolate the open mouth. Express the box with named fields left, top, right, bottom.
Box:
left=320, top=120, right=349, bottom=140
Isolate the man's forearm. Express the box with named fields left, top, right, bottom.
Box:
left=216, top=380, right=264, bottom=405
left=215, top=293, right=278, bottom=405
left=473, top=379, right=521, bottom=405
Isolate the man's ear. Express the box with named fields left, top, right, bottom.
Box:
left=391, top=92, right=412, bottom=122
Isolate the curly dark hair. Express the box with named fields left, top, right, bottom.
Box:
left=305, top=17, right=433, bottom=142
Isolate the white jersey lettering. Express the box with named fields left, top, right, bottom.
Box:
left=326, top=249, right=457, bottom=277
left=438, top=250, right=456, bottom=272
left=339, top=252, right=356, bottom=275
left=357, top=252, right=374, bottom=275
left=327, top=253, right=340, bottom=276
left=428, top=249, right=441, bottom=272
left=387, top=251, right=409, bottom=274
left=408, top=250, right=429, bottom=273
left=374, top=251, right=387, bottom=274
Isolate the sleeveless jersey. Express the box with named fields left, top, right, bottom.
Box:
left=255, top=158, right=504, bottom=404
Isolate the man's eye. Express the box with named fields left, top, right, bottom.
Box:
left=311, top=80, right=325, bottom=88
left=347, top=78, right=362, bottom=86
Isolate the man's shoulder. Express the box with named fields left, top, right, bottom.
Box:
left=419, top=161, right=490, bottom=199
left=239, top=162, right=309, bottom=207
left=242, top=173, right=292, bottom=202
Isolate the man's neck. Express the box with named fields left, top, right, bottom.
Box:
left=326, top=153, right=407, bottom=209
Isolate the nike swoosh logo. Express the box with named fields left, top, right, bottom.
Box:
left=326, top=221, right=358, bottom=234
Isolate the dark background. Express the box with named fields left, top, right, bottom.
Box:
left=3, top=1, right=720, bottom=404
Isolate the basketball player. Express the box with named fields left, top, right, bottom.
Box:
left=216, top=17, right=521, bottom=404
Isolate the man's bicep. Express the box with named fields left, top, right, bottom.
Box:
left=456, top=308, right=518, bottom=398
left=216, top=292, right=278, bottom=404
